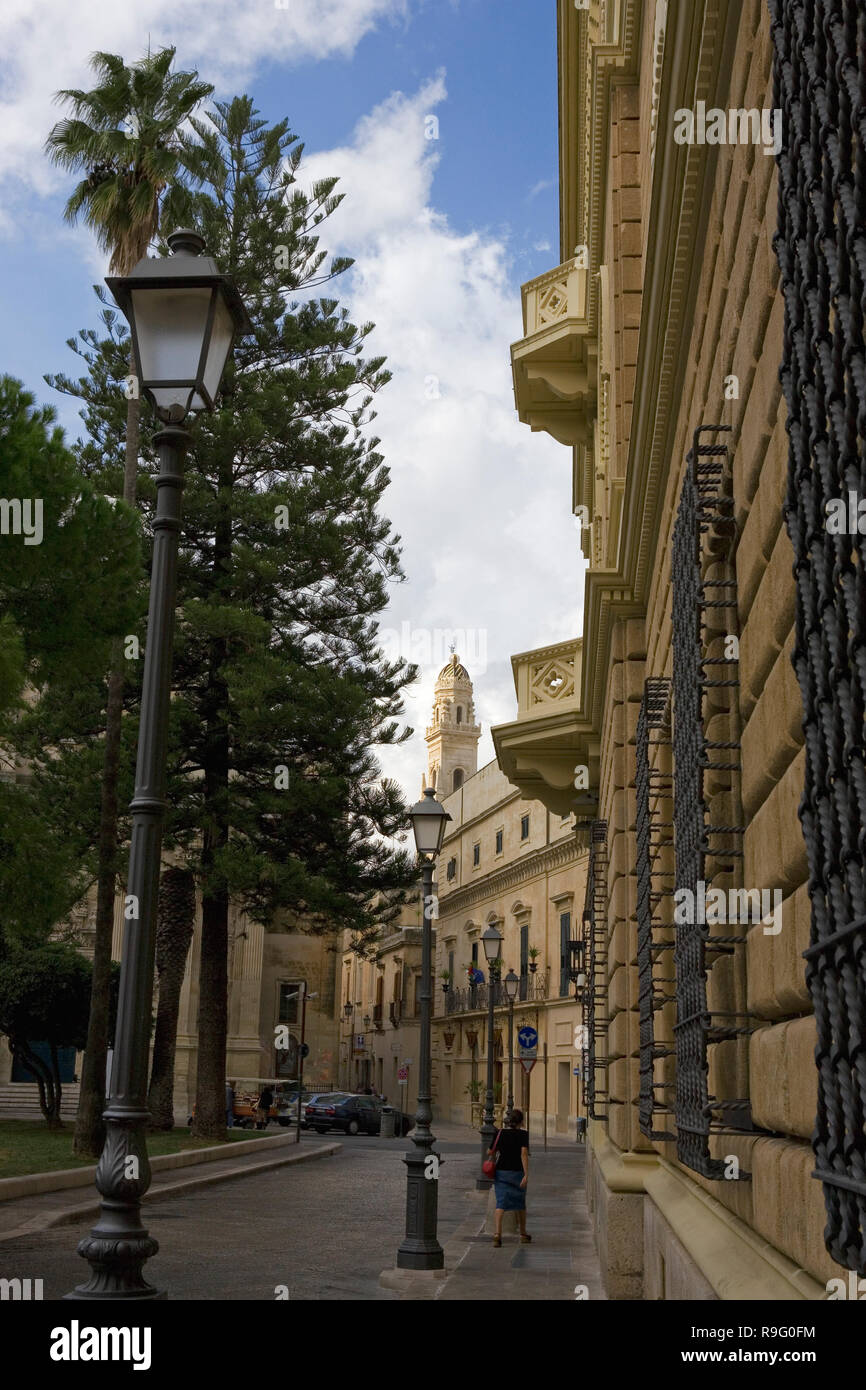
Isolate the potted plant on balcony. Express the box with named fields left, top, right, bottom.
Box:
left=464, top=1077, right=484, bottom=1127
left=439, top=969, right=452, bottom=994
left=528, top=946, right=540, bottom=974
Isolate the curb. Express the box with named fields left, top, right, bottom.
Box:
left=0, top=1141, right=341, bottom=1245
left=0, top=1128, right=301, bottom=1205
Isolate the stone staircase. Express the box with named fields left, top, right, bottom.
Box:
left=0, top=1082, right=80, bottom=1119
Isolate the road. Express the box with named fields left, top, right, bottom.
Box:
left=0, top=1130, right=483, bottom=1301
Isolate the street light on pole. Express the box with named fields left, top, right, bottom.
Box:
left=282, top=986, right=318, bottom=1145
left=67, top=229, right=252, bottom=1302
left=396, top=787, right=451, bottom=1271
left=504, top=969, right=520, bottom=1127
left=477, top=922, right=503, bottom=1190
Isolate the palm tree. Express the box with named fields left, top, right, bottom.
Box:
left=45, top=48, right=212, bottom=1158
left=148, top=866, right=197, bottom=1130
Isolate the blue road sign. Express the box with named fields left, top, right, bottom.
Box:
left=517, top=1025, right=538, bottom=1051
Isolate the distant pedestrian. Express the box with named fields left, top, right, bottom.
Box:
left=488, top=1108, right=531, bottom=1247
left=257, top=1084, right=274, bottom=1129
left=226, top=1080, right=236, bottom=1130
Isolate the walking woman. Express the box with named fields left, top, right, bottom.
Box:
left=489, top=1108, right=531, bottom=1247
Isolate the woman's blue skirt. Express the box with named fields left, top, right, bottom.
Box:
left=494, top=1167, right=526, bottom=1211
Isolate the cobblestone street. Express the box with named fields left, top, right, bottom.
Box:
left=0, top=1128, right=602, bottom=1301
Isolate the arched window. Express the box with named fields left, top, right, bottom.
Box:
left=456, top=705, right=463, bottom=724
left=453, top=768, right=464, bottom=791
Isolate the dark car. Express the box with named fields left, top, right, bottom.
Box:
left=305, top=1093, right=412, bottom=1136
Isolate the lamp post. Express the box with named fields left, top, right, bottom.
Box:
left=476, top=923, right=503, bottom=1189
left=504, top=969, right=519, bottom=1126
left=396, top=788, right=451, bottom=1270
left=281, top=986, right=317, bottom=1145
left=67, top=230, right=251, bottom=1301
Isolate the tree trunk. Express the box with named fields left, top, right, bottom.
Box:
left=148, top=866, right=196, bottom=1130
left=73, top=368, right=141, bottom=1159
left=192, top=451, right=232, bottom=1142
left=191, top=883, right=229, bottom=1139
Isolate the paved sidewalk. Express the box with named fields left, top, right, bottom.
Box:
left=435, top=1141, right=605, bottom=1301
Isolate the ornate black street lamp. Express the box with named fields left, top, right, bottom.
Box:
left=504, top=969, right=519, bottom=1126
left=67, top=230, right=251, bottom=1301
left=396, top=788, right=451, bottom=1270
left=476, top=922, right=503, bottom=1189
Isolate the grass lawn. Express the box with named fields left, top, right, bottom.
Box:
left=0, top=1119, right=276, bottom=1181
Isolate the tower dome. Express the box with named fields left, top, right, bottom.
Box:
left=435, top=653, right=471, bottom=686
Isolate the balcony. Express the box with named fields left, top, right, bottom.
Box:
left=442, top=971, right=553, bottom=1016
left=492, top=638, right=598, bottom=817
left=511, top=258, right=597, bottom=447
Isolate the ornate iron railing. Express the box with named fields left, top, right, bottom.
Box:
left=582, top=820, right=611, bottom=1121
left=771, top=0, right=866, bottom=1274
left=671, top=427, right=752, bottom=1180
left=636, top=677, right=677, bottom=1140
left=442, top=972, right=551, bottom=1016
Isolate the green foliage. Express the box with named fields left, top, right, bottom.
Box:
left=0, top=375, right=141, bottom=704
left=45, top=47, right=213, bottom=274
left=0, top=941, right=94, bottom=1050
left=0, top=376, right=142, bottom=944
left=48, top=96, right=420, bottom=939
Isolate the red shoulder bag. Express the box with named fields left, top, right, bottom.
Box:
left=481, top=1128, right=501, bottom=1178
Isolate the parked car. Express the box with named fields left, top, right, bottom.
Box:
left=286, top=1092, right=332, bottom=1129
left=305, top=1093, right=413, bottom=1136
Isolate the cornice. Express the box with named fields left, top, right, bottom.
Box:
left=439, top=836, right=586, bottom=919
left=578, top=0, right=742, bottom=737
left=558, top=0, right=642, bottom=329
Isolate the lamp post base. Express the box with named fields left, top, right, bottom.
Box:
left=396, top=1145, right=444, bottom=1270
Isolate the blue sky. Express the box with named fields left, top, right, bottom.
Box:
left=0, top=0, right=583, bottom=798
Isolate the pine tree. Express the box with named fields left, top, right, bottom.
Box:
left=47, top=96, right=419, bottom=1141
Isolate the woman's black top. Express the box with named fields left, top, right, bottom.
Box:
left=493, top=1127, right=529, bottom=1172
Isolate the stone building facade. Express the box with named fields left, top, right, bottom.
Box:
left=0, top=883, right=341, bottom=1117
left=495, top=0, right=864, bottom=1300
left=428, top=657, right=587, bottom=1136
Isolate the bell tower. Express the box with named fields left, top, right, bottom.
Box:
left=423, top=652, right=481, bottom=795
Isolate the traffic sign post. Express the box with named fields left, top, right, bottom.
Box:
left=520, top=1058, right=536, bottom=1075
left=517, top=1025, right=538, bottom=1053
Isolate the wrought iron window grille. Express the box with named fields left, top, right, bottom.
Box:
left=581, top=820, right=617, bottom=1121
left=636, top=677, right=677, bottom=1141
left=671, top=426, right=754, bottom=1180
left=770, top=0, right=866, bottom=1274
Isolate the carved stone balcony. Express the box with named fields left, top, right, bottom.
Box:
left=492, top=638, right=599, bottom=818
left=511, top=258, right=598, bottom=447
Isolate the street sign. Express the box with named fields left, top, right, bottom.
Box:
left=397, top=1065, right=409, bottom=1081
left=299, top=1042, right=310, bottom=1059
left=517, top=1025, right=538, bottom=1051
left=520, top=1058, right=536, bottom=1075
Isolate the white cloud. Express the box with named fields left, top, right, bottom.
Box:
left=301, top=78, right=584, bottom=800
left=527, top=178, right=553, bottom=201
left=0, top=0, right=407, bottom=194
